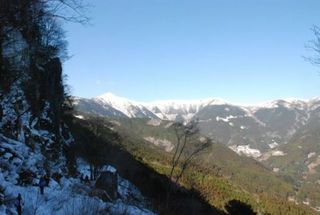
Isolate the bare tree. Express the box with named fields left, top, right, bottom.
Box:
left=169, top=120, right=211, bottom=184
left=166, top=120, right=211, bottom=206
left=46, top=0, right=90, bottom=24
left=305, top=25, right=320, bottom=66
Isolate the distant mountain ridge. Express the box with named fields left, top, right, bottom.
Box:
left=74, top=93, right=320, bottom=156
left=74, top=92, right=320, bottom=209
left=75, top=92, right=320, bottom=122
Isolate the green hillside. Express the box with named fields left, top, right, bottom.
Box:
left=72, top=113, right=317, bottom=214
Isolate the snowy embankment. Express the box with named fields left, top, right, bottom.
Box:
left=0, top=174, right=154, bottom=215
left=0, top=135, right=155, bottom=215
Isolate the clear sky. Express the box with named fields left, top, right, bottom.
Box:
left=64, top=0, right=320, bottom=104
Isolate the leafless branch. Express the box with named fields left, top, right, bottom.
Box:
left=166, top=120, right=211, bottom=208
left=304, top=25, right=320, bottom=66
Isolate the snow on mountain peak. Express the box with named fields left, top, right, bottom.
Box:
left=93, top=93, right=229, bottom=120
left=96, top=92, right=136, bottom=104
left=245, top=98, right=311, bottom=112
left=146, top=98, right=227, bottom=110
left=94, top=92, right=142, bottom=117
left=89, top=92, right=320, bottom=121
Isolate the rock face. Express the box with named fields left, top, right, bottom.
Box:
left=95, top=167, right=118, bottom=200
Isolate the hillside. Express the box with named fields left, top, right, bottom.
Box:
left=2, top=1, right=319, bottom=214
left=72, top=112, right=317, bottom=214
left=75, top=93, right=320, bottom=211
left=0, top=2, right=156, bottom=214
left=75, top=93, right=320, bottom=154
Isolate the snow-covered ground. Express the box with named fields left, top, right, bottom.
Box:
left=0, top=174, right=155, bottom=215
left=0, top=135, right=156, bottom=215
left=0, top=76, right=157, bottom=215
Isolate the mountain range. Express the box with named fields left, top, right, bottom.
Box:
left=75, top=92, right=320, bottom=210
left=75, top=93, right=320, bottom=157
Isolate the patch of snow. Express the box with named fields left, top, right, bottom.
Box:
left=147, top=119, right=161, bottom=126
left=308, top=152, right=316, bottom=159
left=183, top=113, right=196, bottom=122
left=163, top=114, right=178, bottom=121
left=229, top=145, right=261, bottom=158
left=303, top=199, right=310, bottom=206
left=110, top=120, right=121, bottom=127
left=271, top=150, right=286, bottom=156
left=144, top=137, right=174, bottom=152
left=76, top=159, right=91, bottom=178
left=273, top=168, right=280, bottom=173
left=216, top=115, right=237, bottom=123
left=74, top=115, right=84, bottom=119
left=164, top=122, right=174, bottom=128
left=146, top=98, right=227, bottom=116
left=268, top=141, right=279, bottom=149
left=101, top=165, right=117, bottom=173
left=117, top=176, right=147, bottom=207
left=307, top=156, right=320, bottom=175
left=3, top=153, right=13, bottom=159
left=199, top=137, right=207, bottom=142
left=248, top=99, right=308, bottom=111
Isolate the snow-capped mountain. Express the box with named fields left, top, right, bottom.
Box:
left=75, top=92, right=319, bottom=122
left=74, top=93, right=320, bottom=211
left=75, top=93, right=320, bottom=158
left=75, top=93, right=159, bottom=119
left=76, top=93, right=229, bottom=121
left=145, top=98, right=227, bottom=121
left=95, top=93, right=152, bottom=118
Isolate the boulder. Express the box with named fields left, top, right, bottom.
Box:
left=95, top=165, right=118, bottom=200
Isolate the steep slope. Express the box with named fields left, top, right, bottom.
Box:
left=74, top=97, right=128, bottom=118
left=75, top=94, right=320, bottom=211
left=75, top=115, right=316, bottom=215
left=0, top=3, right=156, bottom=214
left=260, top=108, right=320, bottom=209
left=68, top=116, right=223, bottom=215
left=146, top=98, right=227, bottom=121
left=94, top=93, right=160, bottom=119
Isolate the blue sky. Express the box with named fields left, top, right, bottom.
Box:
left=64, top=0, right=320, bottom=104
